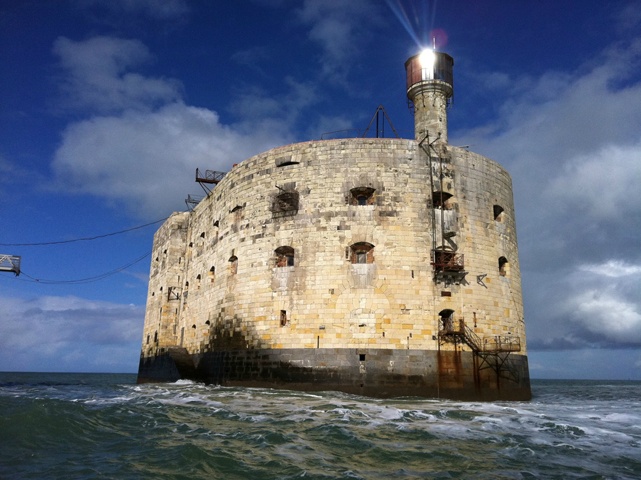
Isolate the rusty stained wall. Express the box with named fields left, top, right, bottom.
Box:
left=140, top=137, right=526, bottom=358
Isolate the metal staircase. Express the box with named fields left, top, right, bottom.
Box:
left=439, top=318, right=522, bottom=382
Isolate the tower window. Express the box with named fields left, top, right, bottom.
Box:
left=439, top=309, right=456, bottom=333
left=349, top=187, right=376, bottom=206
left=280, top=310, right=288, bottom=326
left=432, top=191, right=453, bottom=209
left=350, top=242, right=375, bottom=264
left=275, top=246, right=295, bottom=267
left=229, top=255, right=238, bottom=275
left=493, top=205, right=504, bottom=221
left=208, top=266, right=215, bottom=282
left=499, top=256, right=509, bottom=276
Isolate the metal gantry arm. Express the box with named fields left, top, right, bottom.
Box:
left=0, top=254, right=21, bottom=276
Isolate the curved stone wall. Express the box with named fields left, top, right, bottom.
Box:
left=139, top=137, right=529, bottom=399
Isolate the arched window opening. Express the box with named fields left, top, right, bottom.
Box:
left=432, top=191, right=453, bottom=209
left=200, top=232, right=205, bottom=238
left=229, top=255, right=238, bottom=275
left=275, top=246, right=295, bottom=267
left=208, top=266, right=215, bottom=282
left=349, top=187, right=376, bottom=206
left=439, top=309, right=455, bottom=333
left=493, top=204, right=504, bottom=221
left=499, top=256, right=509, bottom=277
left=280, top=310, right=288, bottom=326
left=350, top=242, right=375, bottom=264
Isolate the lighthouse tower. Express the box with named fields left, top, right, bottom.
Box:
left=405, top=49, right=454, bottom=143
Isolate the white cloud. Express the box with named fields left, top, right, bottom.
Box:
left=546, top=141, right=641, bottom=220
left=452, top=36, right=641, bottom=353
left=53, top=36, right=182, bottom=113
left=295, top=0, right=383, bottom=81
left=568, top=289, right=641, bottom=344
left=0, top=295, right=144, bottom=372
left=580, top=261, right=641, bottom=278
left=51, top=36, right=299, bottom=218
left=52, top=103, right=289, bottom=218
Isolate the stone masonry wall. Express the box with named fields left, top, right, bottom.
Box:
left=140, top=138, right=526, bottom=360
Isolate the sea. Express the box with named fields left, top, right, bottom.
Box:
left=0, top=373, right=639, bottom=480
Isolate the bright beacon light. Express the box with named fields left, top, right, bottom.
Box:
left=419, top=48, right=435, bottom=80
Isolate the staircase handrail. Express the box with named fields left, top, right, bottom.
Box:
left=461, top=322, right=482, bottom=352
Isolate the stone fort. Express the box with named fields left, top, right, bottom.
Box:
left=137, top=49, right=532, bottom=400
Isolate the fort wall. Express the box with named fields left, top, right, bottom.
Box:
left=139, top=137, right=529, bottom=399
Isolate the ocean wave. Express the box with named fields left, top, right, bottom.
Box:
left=2, top=375, right=641, bottom=479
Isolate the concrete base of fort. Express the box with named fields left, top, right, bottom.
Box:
left=138, top=348, right=532, bottom=401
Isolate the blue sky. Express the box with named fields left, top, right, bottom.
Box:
left=1, top=0, right=640, bottom=380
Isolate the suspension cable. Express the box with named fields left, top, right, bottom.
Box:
left=0, top=218, right=167, bottom=247
left=14, top=252, right=151, bottom=285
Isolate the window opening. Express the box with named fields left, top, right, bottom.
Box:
left=208, top=266, right=215, bottom=282
left=439, top=309, right=455, bottom=333
left=499, top=256, right=508, bottom=276
left=275, top=246, right=295, bottom=267
left=280, top=310, right=287, bottom=326
left=493, top=204, right=504, bottom=221
left=349, top=187, right=376, bottom=206
left=229, top=255, right=238, bottom=275
left=432, top=191, right=453, bottom=209
left=350, top=242, right=375, bottom=264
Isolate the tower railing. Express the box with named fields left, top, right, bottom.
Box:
left=438, top=319, right=521, bottom=354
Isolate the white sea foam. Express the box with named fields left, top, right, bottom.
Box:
left=5, top=376, right=640, bottom=479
